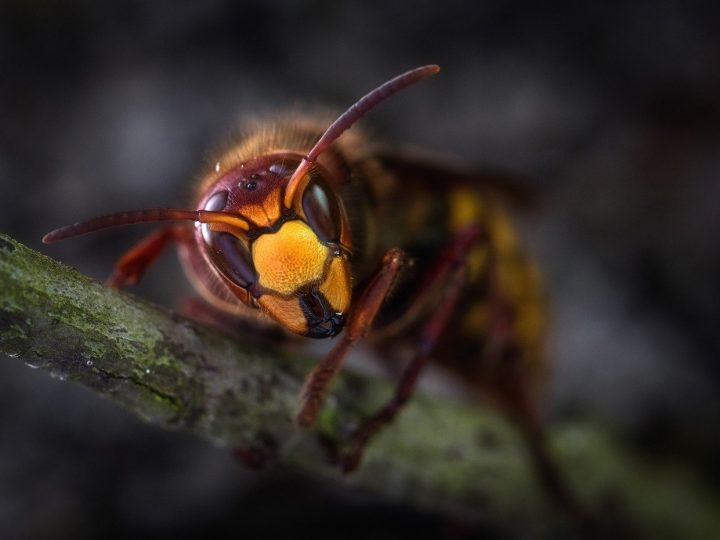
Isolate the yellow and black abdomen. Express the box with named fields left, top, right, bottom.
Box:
left=362, top=169, right=545, bottom=394
left=443, top=185, right=545, bottom=391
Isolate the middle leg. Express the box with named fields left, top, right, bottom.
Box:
left=341, top=262, right=469, bottom=473
left=340, top=224, right=483, bottom=472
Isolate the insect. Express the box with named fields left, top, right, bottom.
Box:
left=43, top=65, right=545, bottom=474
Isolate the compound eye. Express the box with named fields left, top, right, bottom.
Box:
left=206, top=231, right=256, bottom=288
left=201, top=190, right=230, bottom=244
left=301, top=178, right=340, bottom=243
left=204, top=189, right=228, bottom=211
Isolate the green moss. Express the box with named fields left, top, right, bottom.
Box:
left=3, top=232, right=720, bottom=539
left=553, top=423, right=720, bottom=539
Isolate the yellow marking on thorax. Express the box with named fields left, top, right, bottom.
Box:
left=252, top=220, right=329, bottom=295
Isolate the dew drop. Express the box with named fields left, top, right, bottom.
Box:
left=86, top=360, right=94, bottom=367
left=24, top=361, right=40, bottom=368
left=145, top=368, right=151, bottom=374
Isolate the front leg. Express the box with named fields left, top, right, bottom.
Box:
left=295, top=248, right=408, bottom=427
left=106, top=225, right=191, bottom=287
left=340, top=226, right=481, bottom=473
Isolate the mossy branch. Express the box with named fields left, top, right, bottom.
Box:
left=1, top=232, right=719, bottom=539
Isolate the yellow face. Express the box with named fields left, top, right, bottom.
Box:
left=252, top=220, right=351, bottom=337
left=198, top=156, right=353, bottom=338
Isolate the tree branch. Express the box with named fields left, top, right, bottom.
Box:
left=1, top=232, right=719, bottom=538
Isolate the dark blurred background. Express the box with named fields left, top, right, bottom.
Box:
left=1, top=1, right=719, bottom=538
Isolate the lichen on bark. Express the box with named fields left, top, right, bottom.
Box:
left=1, top=232, right=719, bottom=539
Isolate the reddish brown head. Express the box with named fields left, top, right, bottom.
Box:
left=195, top=153, right=352, bottom=337
left=43, top=65, right=440, bottom=338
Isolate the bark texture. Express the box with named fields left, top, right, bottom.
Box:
left=1, top=232, right=718, bottom=539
